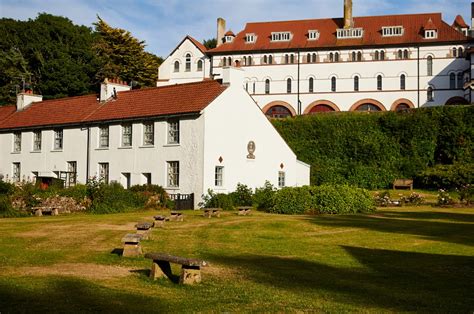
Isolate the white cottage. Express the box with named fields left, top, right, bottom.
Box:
left=0, top=68, right=310, bottom=208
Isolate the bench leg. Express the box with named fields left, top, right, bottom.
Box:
left=150, top=261, right=172, bottom=280
left=204, top=212, right=211, bottom=218
left=180, top=265, right=201, bottom=285
left=177, top=215, right=184, bottom=222
left=35, top=210, right=43, bottom=217
left=153, top=220, right=164, bottom=228
left=136, top=229, right=150, bottom=240
left=122, top=243, right=142, bottom=257
left=52, top=208, right=59, bottom=216
left=238, top=210, right=244, bottom=216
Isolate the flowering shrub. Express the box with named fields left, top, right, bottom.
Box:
left=400, top=192, right=424, bottom=206
left=374, top=191, right=393, bottom=207
left=437, top=189, right=455, bottom=206
left=458, top=184, right=473, bottom=205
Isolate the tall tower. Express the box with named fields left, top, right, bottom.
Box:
left=344, top=0, right=353, bottom=29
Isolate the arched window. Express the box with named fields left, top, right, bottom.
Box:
left=185, top=54, right=191, bottom=72
left=335, top=52, right=340, bottom=62
left=427, top=56, right=433, bottom=76
left=450, top=73, right=456, bottom=89
left=357, top=51, right=362, bottom=61
left=287, top=78, right=292, bottom=93
left=427, top=87, right=434, bottom=102
left=375, top=50, right=379, bottom=61
left=263, top=55, right=268, bottom=64
left=380, top=50, right=385, bottom=60
left=452, top=47, right=457, bottom=58
left=307, top=53, right=311, bottom=63
left=285, top=54, right=289, bottom=64
left=403, top=49, right=409, bottom=59
left=248, top=56, right=252, bottom=65
left=312, top=53, right=317, bottom=63
left=265, top=106, right=292, bottom=119
left=309, top=77, right=314, bottom=93
left=290, top=54, right=295, bottom=64
left=243, top=56, right=247, bottom=66
left=377, top=75, right=383, bottom=91
left=354, top=76, right=359, bottom=91
left=457, top=73, right=463, bottom=89
left=352, top=51, right=356, bottom=61
left=265, top=79, right=270, bottom=94
left=329, top=52, right=334, bottom=62
left=174, top=61, right=180, bottom=72
left=228, top=57, right=232, bottom=66
left=356, top=104, right=382, bottom=112
left=395, top=103, right=411, bottom=112
left=400, top=74, right=406, bottom=90
left=269, top=55, right=273, bottom=64
left=253, top=82, right=256, bottom=94
left=245, top=81, right=249, bottom=92
left=331, top=77, right=337, bottom=92
left=458, top=47, right=463, bottom=57
left=398, top=49, right=403, bottom=59
left=223, top=58, right=227, bottom=67
left=197, top=60, right=203, bottom=72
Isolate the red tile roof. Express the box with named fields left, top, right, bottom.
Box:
left=423, top=18, right=437, bottom=30
left=225, top=31, right=235, bottom=36
left=452, top=15, right=469, bottom=29
left=187, top=35, right=208, bottom=53
left=0, top=80, right=227, bottom=130
left=208, top=13, right=469, bottom=54
left=0, top=105, right=16, bottom=123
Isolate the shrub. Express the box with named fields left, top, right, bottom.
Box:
left=230, top=183, right=253, bottom=207
left=88, top=182, right=147, bottom=214
left=58, top=184, right=88, bottom=203
left=253, top=181, right=277, bottom=211
left=374, top=191, right=392, bottom=207
left=270, top=187, right=311, bottom=215
left=437, top=189, right=455, bottom=206
left=458, top=184, right=474, bottom=205
left=0, top=181, right=15, bottom=195
left=416, top=163, right=474, bottom=190
left=400, top=192, right=424, bottom=206
left=0, top=195, right=27, bottom=218
left=310, top=185, right=375, bottom=214
left=129, top=184, right=170, bottom=209
left=199, top=189, right=234, bottom=210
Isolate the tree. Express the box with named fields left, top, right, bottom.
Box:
left=203, top=38, right=217, bottom=50
left=93, top=17, right=162, bottom=87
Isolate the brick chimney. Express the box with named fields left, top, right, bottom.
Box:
left=16, top=89, right=42, bottom=111
left=344, top=0, right=353, bottom=29
left=100, top=78, right=131, bottom=102
left=217, top=18, right=226, bottom=47
left=471, top=2, right=474, bottom=32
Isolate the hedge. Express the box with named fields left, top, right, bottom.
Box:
left=272, top=106, right=474, bottom=189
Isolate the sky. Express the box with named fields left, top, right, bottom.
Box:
left=0, top=0, right=471, bottom=57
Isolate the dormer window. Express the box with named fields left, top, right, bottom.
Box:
left=308, top=30, right=320, bottom=41
left=245, top=33, right=256, bottom=43
left=225, top=36, right=234, bottom=43
left=424, top=30, right=437, bottom=39
left=337, top=28, right=363, bottom=39
left=271, top=32, right=292, bottom=42
left=382, top=26, right=404, bottom=37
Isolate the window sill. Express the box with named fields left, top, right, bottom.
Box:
left=96, top=147, right=109, bottom=151
left=139, top=145, right=155, bottom=149
left=11, top=151, right=21, bottom=154
left=30, top=151, right=42, bottom=153
left=51, top=149, right=63, bottom=153
left=163, top=143, right=180, bottom=147
left=118, top=146, right=133, bottom=150
left=166, top=187, right=180, bottom=190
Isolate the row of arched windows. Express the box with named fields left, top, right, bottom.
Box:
left=452, top=47, right=464, bottom=58
left=174, top=54, right=203, bottom=73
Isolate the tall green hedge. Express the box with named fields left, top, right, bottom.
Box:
left=272, top=106, right=474, bottom=189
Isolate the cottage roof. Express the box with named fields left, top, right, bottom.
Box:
left=0, top=80, right=227, bottom=130
left=208, top=13, right=468, bottom=54
left=452, top=15, right=469, bottom=29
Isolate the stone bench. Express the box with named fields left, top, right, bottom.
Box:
left=153, top=215, right=167, bottom=228
left=237, top=206, right=252, bottom=216
left=169, top=212, right=184, bottom=222
left=144, top=252, right=209, bottom=285
left=121, top=234, right=143, bottom=257
left=393, top=179, right=413, bottom=190
left=31, top=206, right=61, bottom=217
left=135, top=222, right=153, bottom=240
left=203, top=208, right=221, bottom=218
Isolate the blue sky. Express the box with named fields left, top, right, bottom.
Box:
left=0, top=0, right=471, bottom=57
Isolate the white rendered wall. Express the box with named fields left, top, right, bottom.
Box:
left=201, top=71, right=310, bottom=196
left=157, top=38, right=210, bottom=86
left=211, top=44, right=469, bottom=112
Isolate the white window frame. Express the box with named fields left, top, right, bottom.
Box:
left=336, top=28, right=364, bottom=39
left=308, top=30, right=320, bottom=40
left=278, top=171, right=286, bottom=188
left=271, top=32, right=292, bottom=42
left=121, top=124, right=132, bottom=147
left=99, top=162, right=109, bottom=184
left=33, top=130, right=41, bottom=151
left=167, top=120, right=180, bottom=144
left=99, top=126, right=109, bottom=148
left=245, top=33, right=256, bottom=43
left=215, top=166, right=224, bottom=187
left=13, top=132, right=21, bottom=153
left=424, top=30, right=437, bottom=39
left=54, top=129, right=63, bottom=150
left=382, top=26, right=404, bottom=37
left=167, top=161, right=179, bottom=188
left=12, top=162, right=21, bottom=182
left=143, top=122, right=154, bottom=146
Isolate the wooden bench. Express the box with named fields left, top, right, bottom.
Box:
left=144, top=252, right=209, bottom=285
left=153, top=215, right=167, bottom=228
left=203, top=208, right=221, bottom=218
left=31, top=206, right=61, bottom=217
left=237, top=206, right=252, bottom=216
left=121, top=234, right=143, bottom=257
left=169, top=212, right=184, bottom=222
left=393, top=179, right=413, bottom=190
left=135, top=222, right=153, bottom=240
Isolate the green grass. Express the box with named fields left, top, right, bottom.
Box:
left=0, top=205, right=473, bottom=313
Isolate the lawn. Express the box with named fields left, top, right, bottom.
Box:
left=0, top=203, right=473, bottom=313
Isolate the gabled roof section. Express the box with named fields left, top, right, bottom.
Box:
left=208, top=13, right=468, bottom=54
left=0, top=80, right=227, bottom=130
left=423, top=18, right=437, bottom=30
left=452, top=15, right=469, bottom=29
left=0, top=105, right=16, bottom=123
left=168, top=35, right=207, bottom=57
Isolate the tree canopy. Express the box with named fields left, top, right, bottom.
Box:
left=0, top=14, right=162, bottom=106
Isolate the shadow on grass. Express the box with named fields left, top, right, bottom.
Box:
left=307, top=211, right=474, bottom=247
left=0, top=277, right=170, bottom=313
left=207, top=247, right=474, bottom=312
left=110, top=248, right=124, bottom=256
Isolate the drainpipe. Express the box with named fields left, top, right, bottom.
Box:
left=417, top=46, right=420, bottom=108
left=297, top=50, right=301, bottom=115
left=86, top=126, right=90, bottom=182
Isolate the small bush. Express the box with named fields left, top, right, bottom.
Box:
left=416, top=163, right=474, bottom=190
left=437, top=189, right=455, bottom=206
left=0, top=181, right=15, bottom=195
left=253, top=181, right=277, bottom=211
left=310, top=185, right=375, bottom=214
left=0, top=195, right=27, bottom=218
left=129, top=184, right=170, bottom=209
left=199, top=189, right=234, bottom=210
left=400, top=192, right=424, bottom=206
left=270, top=187, right=311, bottom=215
left=230, top=183, right=253, bottom=207
left=374, top=191, right=392, bottom=207
left=88, top=182, right=147, bottom=214
left=58, top=184, right=88, bottom=203
left=458, top=184, right=473, bottom=205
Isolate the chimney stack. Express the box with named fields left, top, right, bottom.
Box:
left=217, top=18, right=226, bottom=47
left=471, top=2, right=474, bottom=30
left=16, top=90, right=42, bottom=111
left=344, top=0, right=353, bottom=29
